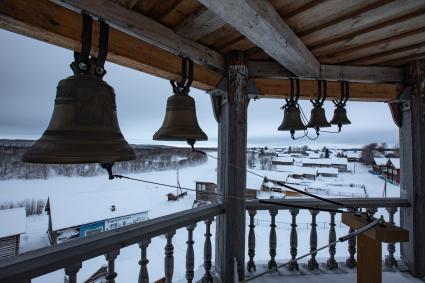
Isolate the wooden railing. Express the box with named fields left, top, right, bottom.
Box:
left=0, top=204, right=225, bottom=283
left=245, top=198, right=409, bottom=274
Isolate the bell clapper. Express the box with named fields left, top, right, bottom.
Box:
left=100, top=162, right=115, bottom=180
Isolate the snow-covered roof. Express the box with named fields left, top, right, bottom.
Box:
left=373, top=157, right=388, bottom=166
left=330, top=158, right=348, bottom=165
left=299, top=158, right=332, bottom=165
left=272, top=156, right=294, bottom=163
left=273, top=165, right=317, bottom=175
left=308, top=153, right=321, bottom=159
left=0, top=207, right=26, bottom=238
left=48, top=192, right=150, bottom=231
left=317, top=167, right=339, bottom=175
left=246, top=173, right=265, bottom=190
left=389, top=158, right=400, bottom=169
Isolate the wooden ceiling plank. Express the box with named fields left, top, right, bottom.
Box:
left=0, top=0, right=222, bottom=90
left=198, top=0, right=320, bottom=76
left=174, top=7, right=226, bottom=41
left=252, top=78, right=403, bottom=102
left=270, top=0, right=318, bottom=18
left=219, top=38, right=256, bottom=54
left=312, top=12, right=425, bottom=58
left=347, top=42, right=425, bottom=66
left=52, top=0, right=225, bottom=71
left=381, top=52, right=425, bottom=66
left=319, top=28, right=425, bottom=64
left=158, top=0, right=202, bottom=28
left=303, top=0, right=425, bottom=47
left=286, top=0, right=384, bottom=35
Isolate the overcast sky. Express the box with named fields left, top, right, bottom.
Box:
left=0, top=29, right=399, bottom=148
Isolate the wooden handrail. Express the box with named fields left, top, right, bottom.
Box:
left=246, top=197, right=410, bottom=210
left=0, top=204, right=224, bottom=282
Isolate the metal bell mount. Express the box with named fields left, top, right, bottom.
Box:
left=306, top=80, right=331, bottom=135
left=330, top=81, right=351, bottom=131
left=22, top=12, right=135, bottom=164
left=153, top=57, right=207, bottom=146
left=277, top=78, right=306, bottom=139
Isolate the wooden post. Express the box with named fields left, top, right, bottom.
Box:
left=215, top=51, right=248, bottom=282
left=400, top=59, right=425, bottom=277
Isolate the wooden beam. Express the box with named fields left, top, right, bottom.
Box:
left=198, top=0, right=320, bottom=77
left=251, top=78, right=404, bottom=102
left=52, top=0, right=225, bottom=71
left=400, top=60, right=425, bottom=278
left=0, top=0, right=222, bottom=91
left=216, top=51, right=248, bottom=282
left=319, top=65, right=404, bottom=83
left=174, top=7, right=225, bottom=41
left=248, top=61, right=403, bottom=83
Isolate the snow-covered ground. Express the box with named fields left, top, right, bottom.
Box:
left=0, top=152, right=401, bottom=282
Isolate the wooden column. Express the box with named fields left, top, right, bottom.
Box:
left=215, top=51, right=248, bottom=282
left=400, top=59, right=425, bottom=277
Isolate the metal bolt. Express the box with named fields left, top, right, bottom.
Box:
left=96, top=66, right=104, bottom=75
left=79, top=62, right=87, bottom=70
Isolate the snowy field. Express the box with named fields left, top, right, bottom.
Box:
left=0, top=152, right=401, bottom=283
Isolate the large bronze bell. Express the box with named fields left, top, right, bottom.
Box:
left=278, top=104, right=307, bottom=135
left=22, top=62, right=135, bottom=164
left=330, top=106, right=351, bottom=128
left=153, top=91, right=207, bottom=143
left=306, top=106, right=331, bottom=129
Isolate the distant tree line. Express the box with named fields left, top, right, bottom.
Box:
left=0, top=198, right=45, bottom=216
left=0, top=144, right=208, bottom=180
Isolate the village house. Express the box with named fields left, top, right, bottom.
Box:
left=385, top=158, right=401, bottom=185
left=271, top=156, right=294, bottom=166
left=0, top=207, right=25, bottom=259
left=46, top=194, right=149, bottom=244
left=330, top=158, right=349, bottom=172
left=373, top=157, right=389, bottom=174
left=317, top=167, right=339, bottom=178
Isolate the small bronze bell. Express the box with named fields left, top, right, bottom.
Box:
left=154, top=58, right=207, bottom=145
left=153, top=91, right=207, bottom=143
left=277, top=104, right=307, bottom=134
left=330, top=106, right=351, bottom=128
left=306, top=106, right=331, bottom=129
left=22, top=62, right=135, bottom=164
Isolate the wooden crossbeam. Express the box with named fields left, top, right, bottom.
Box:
left=252, top=78, right=404, bottom=102
left=52, top=0, right=225, bottom=71
left=248, top=61, right=403, bottom=83
left=198, top=0, right=320, bottom=77
left=0, top=0, right=222, bottom=90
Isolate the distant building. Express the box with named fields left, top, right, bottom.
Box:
left=0, top=207, right=26, bottom=259
left=300, top=158, right=332, bottom=168
left=385, top=158, right=400, bottom=185
left=46, top=194, right=149, bottom=244
left=330, top=158, right=349, bottom=172
left=195, top=181, right=218, bottom=203
left=317, top=167, right=339, bottom=178
left=373, top=158, right=389, bottom=173
left=271, top=156, right=294, bottom=166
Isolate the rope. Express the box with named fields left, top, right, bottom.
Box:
left=242, top=217, right=382, bottom=282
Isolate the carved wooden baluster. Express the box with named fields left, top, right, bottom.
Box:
left=346, top=208, right=357, bottom=268
left=138, top=239, right=151, bottom=283
left=327, top=212, right=338, bottom=269
left=247, top=209, right=257, bottom=272
left=164, top=230, right=176, bottom=283
left=268, top=209, right=278, bottom=270
left=202, top=218, right=213, bottom=283
left=105, top=249, right=120, bottom=283
left=64, top=262, right=81, bottom=283
left=308, top=210, right=319, bottom=270
left=288, top=208, right=299, bottom=271
left=385, top=207, right=398, bottom=268
left=186, top=224, right=197, bottom=283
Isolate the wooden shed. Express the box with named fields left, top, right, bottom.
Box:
left=0, top=207, right=26, bottom=259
